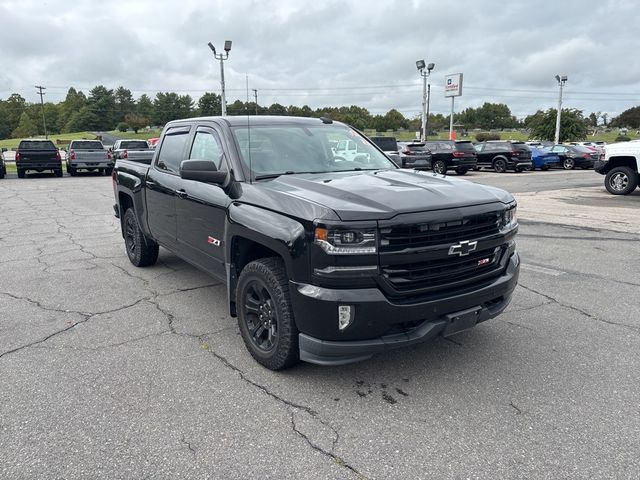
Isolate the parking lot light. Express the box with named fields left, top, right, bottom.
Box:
left=554, top=75, right=568, bottom=144
left=417, top=60, right=435, bottom=142
left=207, top=40, right=232, bottom=116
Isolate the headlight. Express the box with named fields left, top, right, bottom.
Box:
left=314, top=227, right=377, bottom=255
left=501, top=204, right=517, bottom=231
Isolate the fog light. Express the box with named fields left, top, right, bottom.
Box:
left=338, top=305, right=353, bottom=331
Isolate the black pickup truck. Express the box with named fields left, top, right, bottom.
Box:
left=15, top=139, right=63, bottom=178
left=113, top=116, right=520, bottom=369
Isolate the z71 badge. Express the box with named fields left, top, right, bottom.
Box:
left=207, top=236, right=221, bottom=247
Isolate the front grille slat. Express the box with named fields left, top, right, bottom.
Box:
left=380, top=211, right=506, bottom=294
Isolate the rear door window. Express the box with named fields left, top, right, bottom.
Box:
left=155, top=128, right=191, bottom=174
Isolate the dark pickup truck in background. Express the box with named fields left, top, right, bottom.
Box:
left=113, top=116, right=520, bottom=370
left=15, top=139, right=63, bottom=178
left=66, top=139, right=113, bottom=176
left=111, top=139, right=154, bottom=164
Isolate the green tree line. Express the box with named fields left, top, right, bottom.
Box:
left=1, top=85, right=636, bottom=141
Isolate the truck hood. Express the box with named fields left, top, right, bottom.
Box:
left=258, top=169, right=513, bottom=221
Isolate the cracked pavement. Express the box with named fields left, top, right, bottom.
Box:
left=1, top=172, right=639, bottom=479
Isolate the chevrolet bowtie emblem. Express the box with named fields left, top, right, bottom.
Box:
left=448, top=240, right=478, bottom=256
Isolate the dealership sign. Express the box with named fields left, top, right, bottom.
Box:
left=445, top=73, right=463, bottom=97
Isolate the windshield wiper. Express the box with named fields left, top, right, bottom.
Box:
left=254, top=171, right=328, bottom=181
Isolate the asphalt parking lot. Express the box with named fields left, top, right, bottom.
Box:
left=1, top=169, right=639, bottom=479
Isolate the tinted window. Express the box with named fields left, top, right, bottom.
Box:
left=423, top=142, right=439, bottom=150
left=71, top=141, right=104, bottom=150
left=371, top=137, right=398, bottom=151
left=571, top=145, right=593, bottom=153
left=455, top=142, right=476, bottom=152
left=18, top=140, right=56, bottom=150
left=156, top=130, right=189, bottom=173
left=120, top=140, right=149, bottom=149
left=439, top=142, right=454, bottom=151
left=189, top=131, right=224, bottom=170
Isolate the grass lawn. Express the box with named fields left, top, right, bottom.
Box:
left=107, top=130, right=162, bottom=140
left=0, top=132, right=98, bottom=150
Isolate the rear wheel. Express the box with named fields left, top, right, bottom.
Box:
left=123, top=208, right=159, bottom=267
left=0, top=168, right=4, bottom=179
left=68, top=166, right=76, bottom=176
left=17, top=169, right=25, bottom=178
left=493, top=158, right=507, bottom=173
left=455, top=168, right=468, bottom=175
left=563, top=158, right=575, bottom=170
left=432, top=160, right=447, bottom=175
left=237, top=258, right=300, bottom=370
left=55, top=169, right=63, bottom=177
left=605, top=166, right=638, bottom=195
left=104, top=167, right=114, bottom=176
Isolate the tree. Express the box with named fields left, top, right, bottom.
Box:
left=611, top=106, right=640, bottom=129
left=124, top=113, right=149, bottom=133
left=526, top=108, right=589, bottom=142
left=136, top=94, right=154, bottom=120
left=197, top=92, right=222, bottom=116
left=267, top=103, right=287, bottom=116
left=114, top=86, right=135, bottom=123
left=59, top=88, right=88, bottom=129
left=12, top=112, right=38, bottom=138
left=0, top=102, right=11, bottom=140
left=87, top=85, right=116, bottom=130
left=152, top=92, right=193, bottom=125
left=64, top=106, right=101, bottom=132
left=5, top=93, right=27, bottom=133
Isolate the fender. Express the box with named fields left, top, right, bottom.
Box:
left=225, top=202, right=310, bottom=316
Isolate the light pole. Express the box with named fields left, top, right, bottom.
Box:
left=207, top=40, right=232, bottom=116
left=554, top=75, right=567, bottom=144
left=416, top=60, right=435, bottom=141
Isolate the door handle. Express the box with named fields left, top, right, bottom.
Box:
left=176, top=189, right=188, bottom=199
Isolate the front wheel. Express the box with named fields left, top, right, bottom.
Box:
left=237, top=258, right=300, bottom=370
left=123, top=208, right=159, bottom=267
left=432, top=160, right=447, bottom=175
left=563, top=158, right=575, bottom=170
left=605, top=166, right=638, bottom=195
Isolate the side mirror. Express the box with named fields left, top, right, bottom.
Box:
left=180, top=159, right=229, bottom=185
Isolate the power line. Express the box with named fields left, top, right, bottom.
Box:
left=35, top=85, right=48, bottom=138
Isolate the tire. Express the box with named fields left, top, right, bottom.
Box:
left=604, top=166, right=638, bottom=195
left=68, top=166, right=76, bottom=176
left=237, top=257, right=300, bottom=370
left=17, top=169, right=25, bottom=179
left=493, top=158, right=507, bottom=173
left=541, top=165, right=549, bottom=171
left=432, top=160, right=447, bottom=175
left=104, top=167, right=114, bottom=176
left=563, top=158, right=575, bottom=170
left=515, top=167, right=524, bottom=173
left=123, top=208, right=159, bottom=267
left=0, top=169, right=4, bottom=179
left=455, top=168, right=468, bottom=175
left=55, top=169, right=63, bottom=178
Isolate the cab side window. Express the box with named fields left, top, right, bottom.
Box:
left=156, top=128, right=190, bottom=173
left=189, top=130, right=225, bottom=170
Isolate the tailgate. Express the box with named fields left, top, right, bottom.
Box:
left=73, top=150, right=107, bottom=162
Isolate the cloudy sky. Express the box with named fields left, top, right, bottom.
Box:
left=1, top=0, right=639, bottom=120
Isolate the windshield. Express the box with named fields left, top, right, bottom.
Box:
left=232, top=125, right=396, bottom=178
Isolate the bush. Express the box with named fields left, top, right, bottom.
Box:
left=614, top=135, right=631, bottom=142
left=116, top=122, right=129, bottom=132
left=475, top=132, right=501, bottom=142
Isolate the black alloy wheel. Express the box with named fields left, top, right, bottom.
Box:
left=243, top=280, right=279, bottom=353
left=432, top=160, right=447, bottom=175
left=493, top=158, right=507, bottom=173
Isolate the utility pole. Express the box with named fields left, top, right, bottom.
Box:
left=35, top=85, right=47, bottom=138
left=554, top=75, right=568, bottom=144
left=207, top=40, right=232, bottom=116
left=252, top=89, right=258, bottom=115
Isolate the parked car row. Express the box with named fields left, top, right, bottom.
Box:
left=0, top=138, right=155, bottom=179
left=369, top=136, right=597, bottom=174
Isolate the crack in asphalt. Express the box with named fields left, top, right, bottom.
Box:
left=0, top=295, right=149, bottom=359
left=519, top=283, right=640, bottom=333
left=509, top=401, right=523, bottom=414
left=180, top=435, right=197, bottom=456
